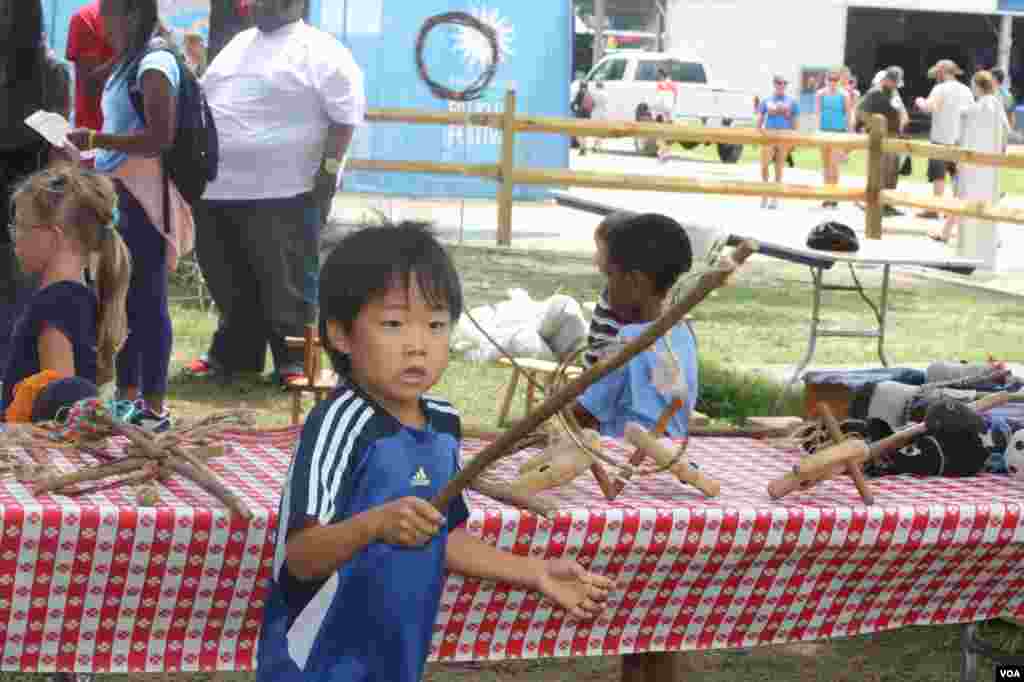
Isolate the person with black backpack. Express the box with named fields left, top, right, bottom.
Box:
left=1, top=0, right=70, bottom=372
left=66, top=0, right=201, bottom=432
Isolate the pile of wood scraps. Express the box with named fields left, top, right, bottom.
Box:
left=0, top=407, right=258, bottom=519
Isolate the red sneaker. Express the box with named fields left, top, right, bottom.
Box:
left=182, top=355, right=223, bottom=378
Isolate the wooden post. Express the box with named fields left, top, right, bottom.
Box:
left=496, top=89, right=517, bottom=246
left=865, top=114, right=886, bottom=240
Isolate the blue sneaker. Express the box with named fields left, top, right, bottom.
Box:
left=130, top=402, right=172, bottom=433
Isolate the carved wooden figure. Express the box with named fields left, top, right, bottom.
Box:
left=511, top=429, right=601, bottom=495
left=623, top=422, right=720, bottom=497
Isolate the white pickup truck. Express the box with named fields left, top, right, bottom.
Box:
left=571, top=50, right=756, bottom=163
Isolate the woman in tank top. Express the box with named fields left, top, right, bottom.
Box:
left=816, top=69, right=852, bottom=208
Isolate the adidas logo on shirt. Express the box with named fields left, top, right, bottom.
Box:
left=411, top=467, right=431, bottom=487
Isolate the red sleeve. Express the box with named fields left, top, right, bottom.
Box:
left=65, top=11, right=108, bottom=63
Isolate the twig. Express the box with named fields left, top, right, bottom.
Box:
left=60, top=463, right=161, bottom=497
left=34, top=458, right=147, bottom=495
left=166, top=446, right=253, bottom=520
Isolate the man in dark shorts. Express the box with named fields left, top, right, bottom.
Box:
left=857, top=68, right=905, bottom=217
left=914, top=59, right=974, bottom=219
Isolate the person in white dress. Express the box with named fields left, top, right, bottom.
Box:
left=933, top=70, right=1009, bottom=252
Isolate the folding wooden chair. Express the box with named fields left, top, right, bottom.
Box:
left=495, top=357, right=583, bottom=428
left=283, top=325, right=339, bottom=425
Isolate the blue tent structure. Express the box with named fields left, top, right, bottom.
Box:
left=42, top=0, right=571, bottom=200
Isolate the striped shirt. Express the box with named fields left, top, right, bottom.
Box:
left=257, top=384, right=469, bottom=682
left=583, top=289, right=626, bottom=368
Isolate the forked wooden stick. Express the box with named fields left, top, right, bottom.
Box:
left=610, top=397, right=684, bottom=498
left=623, top=423, right=720, bottom=497
left=820, top=405, right=874, bottom=505
left=431, top=240, right=758, bottom=513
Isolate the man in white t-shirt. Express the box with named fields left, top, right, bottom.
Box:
left=186, top=0, right=366, bottom=384
left=914, top=59, right=974, bottom=220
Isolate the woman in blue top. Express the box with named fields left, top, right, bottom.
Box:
left=757, top=75, right=799, bottom=209
left=816, top=69, right=853, bottom=208
left=2, top=164, right=130, bottom=419
left=65, top=0, right=188, bottom=431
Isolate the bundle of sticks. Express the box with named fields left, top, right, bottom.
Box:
left=1, top=409, right=257, bottom=519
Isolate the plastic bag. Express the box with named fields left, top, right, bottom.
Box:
left=451, top=289, right=588, bottom=364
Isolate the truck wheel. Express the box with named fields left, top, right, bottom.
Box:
left=718, top=143, right=743, bottom=164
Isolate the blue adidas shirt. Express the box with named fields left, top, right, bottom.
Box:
left=578, top=322, right=699, bottom=438
left=257, top=385, right=470, bottom=682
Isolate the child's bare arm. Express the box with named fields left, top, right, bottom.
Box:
left=38, top=327, right=75, bottom=377
left=286, top=496, right=445, bottom=582
left=446, top=528, right=613, bottom=620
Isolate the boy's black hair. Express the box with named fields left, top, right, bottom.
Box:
left=319, top=221, right=463, bottom=375
left=594, top=210, right=634, bottom=240
left=603, top=213, right=692, bottom=294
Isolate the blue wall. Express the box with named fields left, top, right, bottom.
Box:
left=43, top=0, right=572, bottom=200
left=308, top=0, right=572, bottom=199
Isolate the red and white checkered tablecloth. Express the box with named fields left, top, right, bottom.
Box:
left=0, top=428, right=1022, bottom=673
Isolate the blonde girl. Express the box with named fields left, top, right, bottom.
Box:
left=1, top=164, right=131, bottom=416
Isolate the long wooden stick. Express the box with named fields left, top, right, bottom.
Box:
left=431, top=240, right=758, bottom=512
left=164, top=456, right=253, bottom=520
left=865, top=114, right=885, bottom=240
left=168, top=445, right=253, bottom=520
left=881, top=190, right=1024, bottom=227
left=34, top=458, right=147, bottom=495
left=363, top=109, right=868, bottom=150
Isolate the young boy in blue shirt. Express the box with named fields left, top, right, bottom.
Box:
left=257, top=222, right=613, bottom=682
left=572, top=213, right=698, bottom=438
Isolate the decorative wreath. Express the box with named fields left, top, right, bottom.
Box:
left=415, top=11, right=500, bottom=102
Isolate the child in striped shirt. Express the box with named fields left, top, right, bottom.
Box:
left=583, top=212, right=633, bottom=368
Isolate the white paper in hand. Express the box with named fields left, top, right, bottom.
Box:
left=24, top=110, right=71, bottom=148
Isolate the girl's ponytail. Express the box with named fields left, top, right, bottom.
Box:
left=65, top=171, right=132, bottom=385
left=94, top=225, right=131, bottom=384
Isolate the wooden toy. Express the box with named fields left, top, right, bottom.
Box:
left=768, top=392, right=1011, bottom=503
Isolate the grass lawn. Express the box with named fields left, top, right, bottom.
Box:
left=29, top=244, right=1005, bottom=682
left=165, top=247, right=1024, bottom=428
